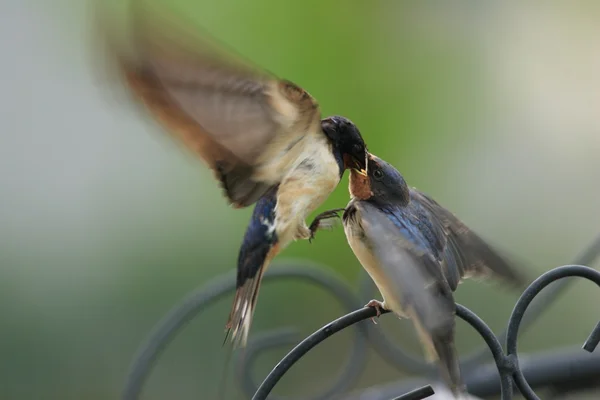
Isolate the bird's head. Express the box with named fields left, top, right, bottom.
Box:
left=321, top=116, right=367, bottom=174
left=349, top=153, right=410, bottom=205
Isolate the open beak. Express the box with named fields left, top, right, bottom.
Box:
left=344, top=154, right=366, bottom=175
left=352, top=150, right=368, bottom=176
left=354, top=166, right=367, bottom=177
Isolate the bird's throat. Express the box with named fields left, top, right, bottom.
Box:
left=349, top=169, right=372, bottom=200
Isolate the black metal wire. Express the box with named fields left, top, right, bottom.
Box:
left=454, top=305, right=513, bottom=400
left=235, top=266, right=371, bottom=400
left=358, top=233, right=600, bottom=374
left=121, top=261, right=369, bottom=400
left=251, top=307, right=390, bottom=400
left=121, top=235, right=600, bottom=400
left=255, top=265, right=600, bottom=400
left=583, top=321, right=600, bottom=353
left=342, top=348, right=600, bottom=400
left=390, top=385, right=434, bottom=400
left=252, top=304, right=515, bottom=400
left=506, top=264, right=600, bottom=400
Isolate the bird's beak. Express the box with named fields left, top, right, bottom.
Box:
left=344, top=153, right=367, bottom=176
left=351, top=149, right=368, bottom=176
left=354, top=167, right=368, bottom=177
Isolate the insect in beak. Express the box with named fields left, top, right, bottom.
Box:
left=353, top=150, right=369, bottom=176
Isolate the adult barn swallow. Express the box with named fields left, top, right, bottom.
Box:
left=226, top=115, right=366, bottom=348
left=311, top=154, right=525, bottom=395
left=94, top=5, right=368, bottom=347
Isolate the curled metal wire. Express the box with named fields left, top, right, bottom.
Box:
left=252, top=302, right=515, bottom=400
left=122, top=234, right=600, bottom=400
left=506, top=265, right=600, bottom=400
left=122, top=261, right=368, bottom=400
left=357, top=234, right=600, bottom=375
left=255, top=264, right=600, bottom=400
left=234, top=265, right=370, bottom=400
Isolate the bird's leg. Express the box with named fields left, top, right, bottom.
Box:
left=308, top=208, right=346, bottom=243
left=365, top=299, right=386, bottom=324
left=293, top=224, right=312, bottom=240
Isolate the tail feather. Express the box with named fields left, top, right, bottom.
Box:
left=218, top=205, right=278, bottom=399
left=431, top=332, right=465, bottom=396
left=225, top=265, right=267, bottom=348
left=225, top=187, right=279, bottom=348
left=412, top=311, right=466, bottom=397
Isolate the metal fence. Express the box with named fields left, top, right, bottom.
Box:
left=123, top=235, right=600, bottom=400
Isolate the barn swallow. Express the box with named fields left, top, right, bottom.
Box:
left=310, top=153, right=525, bottom=396
left=93, top=4, right=368, bottom=347
left=225, top=116, right=366, bottom=348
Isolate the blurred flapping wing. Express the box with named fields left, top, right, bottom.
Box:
left=410, top=190, right=527, bottom=289
left=94, top=2, right=322, bottom=207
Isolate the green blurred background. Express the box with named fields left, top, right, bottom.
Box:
left=2, top=1, right=600, bottom=399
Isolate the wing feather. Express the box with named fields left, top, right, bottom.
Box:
left=410, top=190, right=527, bottom=288
left=356, top=202, right=456, bottom=334
left=93, top=2, right=321, bottom=206
left=355, top=202, right=463, bottom=391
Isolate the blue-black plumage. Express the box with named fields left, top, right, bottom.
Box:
left=224, top=117, right=370, bottom=349
left=311, top=153, right=526, bottom=397
left=226, top=187, right=278, bottom=346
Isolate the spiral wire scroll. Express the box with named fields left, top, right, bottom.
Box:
left=254, top=265, right=600, bottom=400
left=122, top=234, right=600, bottom=400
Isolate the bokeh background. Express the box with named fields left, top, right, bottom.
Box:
left=2, top=0, right=600, bottom=399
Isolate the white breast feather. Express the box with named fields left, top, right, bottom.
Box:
left=345, top=211, right=406, bottom=316
left=272, top=134, right=340, bottom=245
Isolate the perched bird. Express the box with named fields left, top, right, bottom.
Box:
left=310, top=153, right=525, bottom=396
left=93, top=3, right=368, bottom=347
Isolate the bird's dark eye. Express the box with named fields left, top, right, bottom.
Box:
left=373, top=169, right=383, bottom=180
left=353, top=143, right=363, bottom=153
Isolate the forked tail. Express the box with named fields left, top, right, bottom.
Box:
left=411, top=296, right=466, bottom=398
left=225, top=187, right=279, bottom=348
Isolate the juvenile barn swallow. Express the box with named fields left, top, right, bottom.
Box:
left=311, top=154, right=525, bottom=396
left=94, top=4, right=368, bottom=347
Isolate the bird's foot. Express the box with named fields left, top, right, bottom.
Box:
left=365, top=299, right=385, bottom=324
left=365, top=300, right=385, bottom=325
left=294, top=225, right=312, bottom=241
left=308, top=208, right=345, bottom=243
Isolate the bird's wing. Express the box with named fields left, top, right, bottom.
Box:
left=94, top=3, right=322, bottom=207
left=410, top=190, right=527, bottom=289
left=356, top=202, right=463, bottom=390
left=356, top=202, right=456, bottom=338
